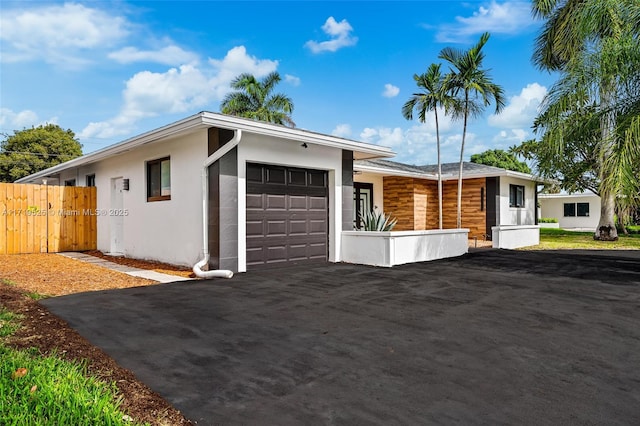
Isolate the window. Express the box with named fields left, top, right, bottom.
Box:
left=147, top=157, right=171, bottom=202
left=86, top=174, right=96, bottom=187
left=64, top=179, right=76, bottom=187
left=577, top=202, right=590, bottom=217
left=564, top=203, right=576, bottom=217
left=509, top=184, right=525, bottom=208
left=565, top=202, right=589, bottom=217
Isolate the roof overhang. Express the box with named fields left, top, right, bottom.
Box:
left=354, top=161, right=543, bottom=183
left=17, top=112, right=395, bottom=183
left=354, top=162, right=438, bottom=179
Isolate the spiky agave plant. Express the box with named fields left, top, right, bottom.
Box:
left=359, top=209, right=398, bottom=231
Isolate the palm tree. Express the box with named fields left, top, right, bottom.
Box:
left=402, top=63, right=459, bottom=229
left=531, top=0, right=640, bottom=240
left=221, top=72, right=295, bottom=127
left=439, top=32, right=505, bottom=229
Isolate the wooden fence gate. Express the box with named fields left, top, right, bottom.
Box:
left=0, top=183, right=97, bottom=254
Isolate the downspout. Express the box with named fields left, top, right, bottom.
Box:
left=192, top=129, right=242, bottom=279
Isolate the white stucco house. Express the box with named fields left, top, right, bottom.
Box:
left=18, top=111, right=541, bottom=271
left=18, top=112, right=393, bottom=272
left=539, top=191, right=601, bottom=230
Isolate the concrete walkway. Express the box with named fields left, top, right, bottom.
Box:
left=58, top=252, right=192, bottom=283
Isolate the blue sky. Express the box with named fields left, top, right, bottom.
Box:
left=1, top=1, right=556, bottom=165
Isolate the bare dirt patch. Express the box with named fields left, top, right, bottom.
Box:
left=86, top=250, right=195, bottom=279
left=0, top=253, right=193, bottom=425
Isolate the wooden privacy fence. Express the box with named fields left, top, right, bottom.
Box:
left=0, top=183, right=97, bottom=254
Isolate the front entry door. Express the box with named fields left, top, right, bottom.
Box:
left=353, top=182, right=373, bottom=229
left=110, top=177, right=124, bottom=254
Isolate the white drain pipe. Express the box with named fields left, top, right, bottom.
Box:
left=192, top=129, right=242, bottom=279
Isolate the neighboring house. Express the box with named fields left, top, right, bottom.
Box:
left=539, top=191, right=601, bottom=230
left=17, top=112, right=393, bottom=271
left=353, top=159, right=540, bottom=239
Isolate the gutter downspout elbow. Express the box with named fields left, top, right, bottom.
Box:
left=192, top=129, right=242, bottom=279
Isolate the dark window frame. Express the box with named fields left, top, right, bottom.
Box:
left=64, top=179, right=76, bottom=187
left=509, top=184, right=525, bottom=208
left=86, top=174, right=96, bottom=187
left=577, top=202, right=590, bottom=217
left=564, top=203, right=576, bottom=217
left=147, top=157, right=171, bottom=202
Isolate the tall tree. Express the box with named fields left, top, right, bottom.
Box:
left=531, top=0, right=640, bottom=240
left=220, top=72, right=295, bottom=127
left=0, top=124, right=82, bottom=182
left=471, top=149, right=531, bottom=174
left=439, top=32, right=505, bottom=228
left=402, top=63, right=459, bottom=229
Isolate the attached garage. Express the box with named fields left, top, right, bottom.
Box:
left=245, top=163, right=329, bottom=269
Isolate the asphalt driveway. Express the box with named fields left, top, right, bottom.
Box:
left=42, top=249, right=640, bottom=425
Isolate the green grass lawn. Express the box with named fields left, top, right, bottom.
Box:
left=530, top=228, right=640, bottom=250
left=0, top=308, right=145, bottom=426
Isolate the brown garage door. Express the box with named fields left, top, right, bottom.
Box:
left=246, top=163, right=328, bottom=269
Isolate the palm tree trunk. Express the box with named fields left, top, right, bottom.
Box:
left=435, top=110, right=443, bottom=229
left=594, top=81, right=618, bottom=241
left=596, top=191, right=618, bottom=240
left=457, top=95, right=469, bottom=229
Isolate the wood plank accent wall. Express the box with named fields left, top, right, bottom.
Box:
left=382, top=176, right=487, bottom=238
left=0, top=183, right=97, bottom=254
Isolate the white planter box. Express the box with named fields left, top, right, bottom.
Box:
left=341, top=229, right=469, bottom=267
left=492, top=225, right=540, bottom=249
left=539, top=222, right=560, bottom=229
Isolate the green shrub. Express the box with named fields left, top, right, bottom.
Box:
left=359, top=210, right=398, bottom=231
left=538, top=217, right=558, bottom=223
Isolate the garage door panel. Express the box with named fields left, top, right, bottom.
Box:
left=309, top=196, right=327, bottom=210
left=308, top=243, right=328, bottom=257
left=309, top=220, right=327, bottom=233
left=246, top=220, right=264, bottom=237
left=267, top=194, right=286, bottom=210
left=246, top=193, right=264, bottom=209
left=288, top=195, right=308, bottom=210
left=246, top=163, right=328, bottom=270
left=266, top=246, right=287, bottom=262
left=267, top=220, right=286, bottom=236
left=289, top=220, right=308, bottom=235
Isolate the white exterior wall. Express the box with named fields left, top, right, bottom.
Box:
left=499, top=176, right=537, bottom=226
left=539, top=194, right=600, bottom=230
left=237, top=132, right=345, bottom=272
left=354, top=172, right=384, bottom=212
left=491, top=225, right=540, bottom=249
left=90, top=130, right=207, bottom=266
left=341, top=229, right=469, bottom=267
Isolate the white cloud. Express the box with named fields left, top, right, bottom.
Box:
left=81, top=46, right=278, bottom=139
left=108, top=43, right=198, bottom=66
left=360, top=127, right=405, bottom=149
left=0, top=108, right=57, bottom=129
left=489, top=82, right=547, bottom=129
left=305, top=17, right=358, bottom=53
left=208, top=46, right=279, bottom=99
left=437, top=1, right=535, bottom=43
left=285, top=74, right=301, bottom=86
left=382, top=84, right=400, bottom=98
left=492, top=129, right=529, bottom=146
left=332, top=124, right=352, bottom=138
left=0, top=3, right=129, bottom=66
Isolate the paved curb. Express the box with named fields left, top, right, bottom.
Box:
left=58, top=252, right=192, bottom=283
